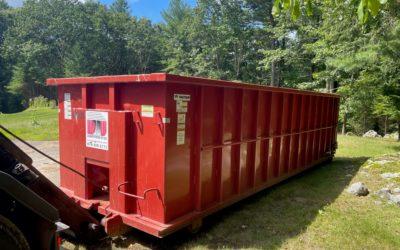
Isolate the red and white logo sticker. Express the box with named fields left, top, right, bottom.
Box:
left=86, top=111, right=108, bottom=150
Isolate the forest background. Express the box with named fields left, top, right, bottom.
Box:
left=0, top=0, right=399, bottom=138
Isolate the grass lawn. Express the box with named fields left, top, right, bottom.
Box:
left=0, top=107, right=58, bottom=140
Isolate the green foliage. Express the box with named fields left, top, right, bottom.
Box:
left=379, top=22, right=400, bottom=125
left=110, top=0, right=129, bottom=14
left=272, top=0, right=304, bottom=21
left=160, top=0, right=271, bottom=83
left=374, top=95, right=399, bottom=120
left=1, top=0, right=162, bottom=110
left=0, top=0, right=399, bottom=138
left=301, top=0, right=400, bottom=136
left=160, top=0, right=195, bottom=74
left=273, top=0, right=386, bottom=23
left=0, top=0, right=14, bottom=112
left=29, top=95, right=56, bottom=109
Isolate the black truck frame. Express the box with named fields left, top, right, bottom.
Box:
left=0, top=128, right=104, bottom=250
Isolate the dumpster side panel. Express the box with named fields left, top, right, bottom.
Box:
left=221, top=89, right=242, bottom=200
left=253, top=92, right=263, bottom=188
left=164, top=84, right=196, bottom=222
left=58, top=85, right=85, bottom=197
left=256, top=91, right=272, bottom=186
left=87, top=84, right=109, bottom=110
left=163, top=83, right=339, bottom=226
left=199, top=86, right=221, bottom=210
left=269, top=92, right=283, bottom=179
left=239, top=90, right=258, bottom=193
left=289, top=94, right=301, bottom=171
left=280, top=93, right=292, bottom=175
left=118, top=83, right=166, bottom=222
left=58, top=83, right=167, bottom=224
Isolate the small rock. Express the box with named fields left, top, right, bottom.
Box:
left=374, top=200, right=383, bottom=205
left=359, top=171, right=369, bottom=176
left=385, top=183, right=395, bottom=188
left=241, top=225, right=247, bottom=229
left=363, top=130, right=380, bottom=138
left=345, top=174, right=353, bottom=177
left=347, top=182, right=369, bottom=196
left=375, top=160, right=392, bottom=165
left=381, top=172, right=400, bottom=180
left=377, top=188, right=391, bottom=199
left=392, top=187, right=400, bottom=194
left=389, top=194, right=400, bottom=205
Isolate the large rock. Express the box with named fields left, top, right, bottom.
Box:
left=384, top=132, right=399, bottom=139
left=363, top=130, right=380, bottom=138
left=347, top=182, right=369, bottom=196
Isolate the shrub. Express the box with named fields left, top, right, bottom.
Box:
left=29, top=96, right=56, bottom=109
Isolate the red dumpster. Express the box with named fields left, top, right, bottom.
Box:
left=47, top=73, right=339, bottom=237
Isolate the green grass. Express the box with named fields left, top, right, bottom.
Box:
left=338, top=135, right=399, bottom=158
left=0, top=107, right=58, bottom=140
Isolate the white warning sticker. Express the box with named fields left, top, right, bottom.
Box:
left=176, top=100, right=188, bottom=113
left=174, top=94, right=191, bottom=101
left=177, top=130, right=185, bottom=145
left=177, top=113, right=186, bottom=124
left=141, top=105, right=154, bottom=117
left=64, top=93, right=72, bottom=120
left=86, top=111, right=108, bottom=150
left=174, top=94, right=190, bottom=145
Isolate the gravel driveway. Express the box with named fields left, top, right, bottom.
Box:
left=13, top=140, right=60, bottom=186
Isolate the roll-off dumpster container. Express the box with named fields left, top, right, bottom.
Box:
left=47, top=73, right=339, bottom=237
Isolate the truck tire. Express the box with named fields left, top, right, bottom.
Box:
left=0, top=215, right=30, bottom=250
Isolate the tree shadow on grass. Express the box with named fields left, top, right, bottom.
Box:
left=389, top=143, right=400, bottom=152
left=87, top=156, right=368, bottom=250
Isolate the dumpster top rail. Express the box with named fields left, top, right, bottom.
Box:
left=47, top=73, right=339, bottom=98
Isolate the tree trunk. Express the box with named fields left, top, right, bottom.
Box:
left=342, top=112, right=347, bottom=135
left=384, top=116, right=388, bottom=135
left=325, top=79, right=333, bottom=93
left=268, top=13, right=279, bottom=87
left=325, top=80, right=330, bottom=93
left=271, top=60, right=280, bottom=87
left=326, top=80, right=334, bottom=93
left=398, top=120, right=400, bottom=142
